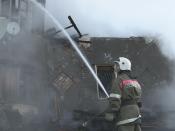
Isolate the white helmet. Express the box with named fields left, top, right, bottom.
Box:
left=114, top=57, right=131, bottom=71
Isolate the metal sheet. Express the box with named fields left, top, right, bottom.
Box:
left=53, top=72, right=73, bottom=92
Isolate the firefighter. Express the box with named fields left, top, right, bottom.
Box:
left=107, top=57, right=142, bottom=131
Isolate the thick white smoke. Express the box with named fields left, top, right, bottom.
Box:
left=46, top=0, right=175, bottom=59
left=46, top=0, right=175, bottom=129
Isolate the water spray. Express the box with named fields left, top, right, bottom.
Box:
left=30, top=0, right=109, bottom=98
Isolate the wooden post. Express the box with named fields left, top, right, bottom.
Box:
left=15, top=0, right=19, bottom=9
left=9, top=0, right=12, bottom=17
left=0, top=0, right=2, bottom=16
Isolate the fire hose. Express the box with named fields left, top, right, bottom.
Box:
left=82, top=110, right=115, bottom=127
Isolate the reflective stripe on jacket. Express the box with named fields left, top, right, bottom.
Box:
left=116, top=115, right=141, bottom=126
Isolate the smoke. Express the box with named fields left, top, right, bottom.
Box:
left=146, top=82, right=175, bottom=129
left=45, top=0, right=175, bottom=129
left=46, top=0, right=175, bottom=60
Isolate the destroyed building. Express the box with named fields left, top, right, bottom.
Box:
left=0, top=1, right=174, bottom=131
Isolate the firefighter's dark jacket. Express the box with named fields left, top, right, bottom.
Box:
left=108, top=71, right=142, bottom=125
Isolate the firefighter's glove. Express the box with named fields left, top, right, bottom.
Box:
left=105, top=113, right=115, bottom=121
